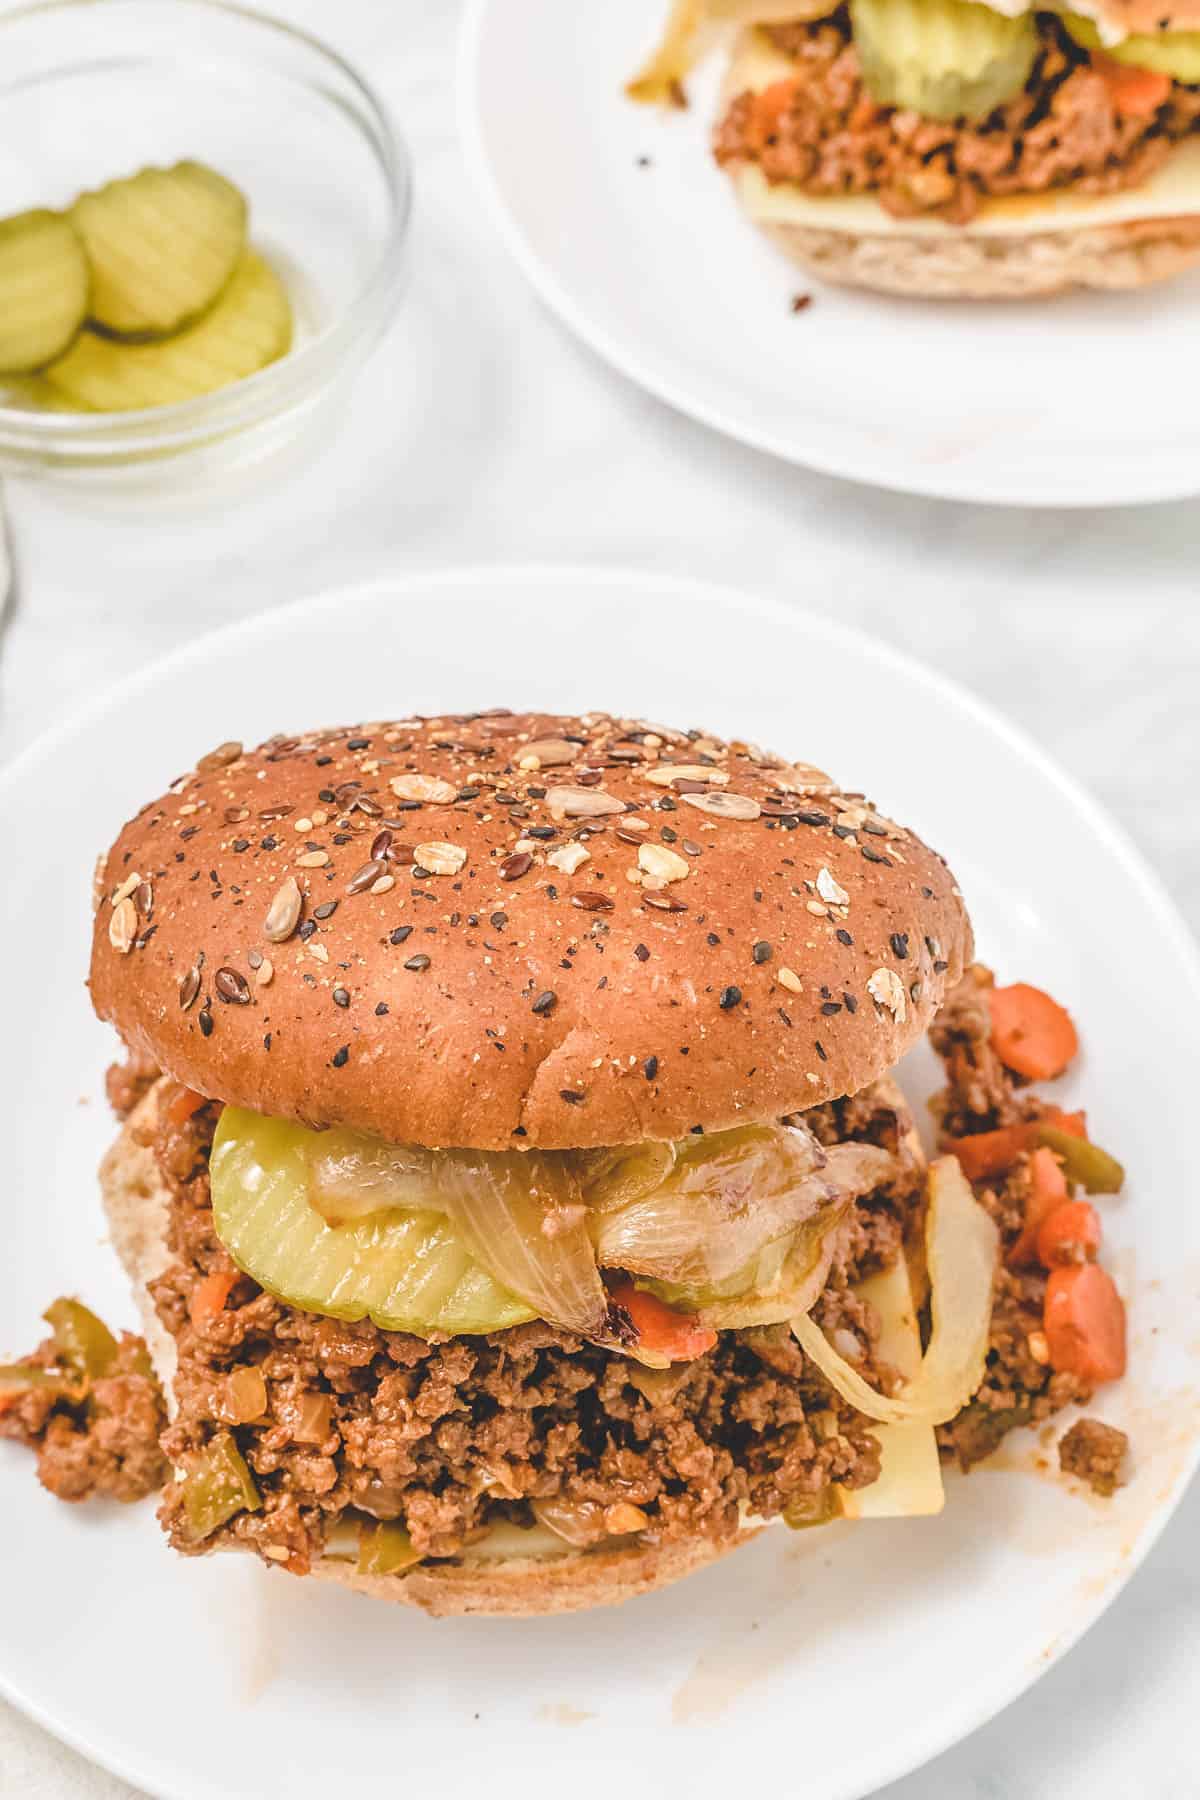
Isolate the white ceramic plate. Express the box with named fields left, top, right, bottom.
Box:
left=2, top=566, right=1198, bottom=1800
left=459, top=0, right=1200, bottom=507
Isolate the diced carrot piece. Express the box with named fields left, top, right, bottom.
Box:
left=945, top=1108, right=1087, bottom=1182
left=1093, top=53, right=1172, bottom=118
left=988, top=984, right=1080, bottom=1081
left=745, top=78, right=799, bottom=153
left=1037, top=1200, right=1102, bottom=1269
left=1008, top=1146, right=1069, bottom=1267
left=189, top=1270, right=238, bottom=1332
left=608, top=1282, right=716, bottom=1363
left=166, top=1084, right=208, bottom=1129
left=946, top=1125, right=1034, bottom=1182
left=1044, top=1263, right=1126, bottom=1385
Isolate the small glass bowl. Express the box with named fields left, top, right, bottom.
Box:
left=0, top=0, right=411, bottom=479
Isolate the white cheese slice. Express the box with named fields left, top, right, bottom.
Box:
left=837, top=1255, right=945, bottom=1519
left=459, top=1520, right=574, bottom=1561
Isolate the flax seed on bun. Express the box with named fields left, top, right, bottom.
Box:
left=89, top=712, right=971, bottom=1149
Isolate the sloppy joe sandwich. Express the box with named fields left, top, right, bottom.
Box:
left=632, top=0, right=1200, bottom=296
left=79, top=712, right=1127, bottom=1615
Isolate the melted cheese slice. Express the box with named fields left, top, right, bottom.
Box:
left=837, top=1255, right=945, bottom=1520
left=730, top=32, right=1200, bottom=237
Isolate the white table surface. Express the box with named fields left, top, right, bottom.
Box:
left=1, top=2, right=1197, bottom=1795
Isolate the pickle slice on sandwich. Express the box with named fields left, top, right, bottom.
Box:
left=70, top=159, right=247, bottom=338
left=851, top=0, right=1038, bottom=120
left=43, top=248, right=292, bottom=412
left=0, top=209, right=89, bottom=375
left=210, top=1110, right=536, bottom=1338
left=1062, top=12, right=1200, bottom=81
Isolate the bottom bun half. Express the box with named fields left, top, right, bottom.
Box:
left=98, top=1087, right=759, bottom=1617
left=303, top=1530, right=753, bottom=1618
left=755, top=211, right=1200, bottom=299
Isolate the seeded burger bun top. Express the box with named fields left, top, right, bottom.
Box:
left=89, top=711, right=971, bottom=1150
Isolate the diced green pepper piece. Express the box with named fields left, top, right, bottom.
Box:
left=0, top=1362, right=85, bottom=1403
left=181, top=1432, right=261, bottom=1541
left=43, top=1298, right=119, bottom=1381
left=356, top=1519, right=421, bottom=1576
left=1036, top=1126, right=1124, bottom=1195
left=783, top=1486, right=838, bottom=1530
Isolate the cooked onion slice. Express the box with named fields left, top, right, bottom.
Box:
left=627, top=0, right=836, bottom=102
left=791, top=1156, right=998, bottom=1426
left=303, top=1120, right=900, bottom=1347
left=590, top=1123, right=830, bottom=1287
left=431, top=1149, right=609, bottom=1339
left=674, top=1197, right=848, bottom=1329
left=308, top=1132, right=607, bottom=1336
left=627, top=0, right=707, bottom=102
left=578, top=1141, right=677, bottom=1213
left=308, top=1130, right=442, bottom=1225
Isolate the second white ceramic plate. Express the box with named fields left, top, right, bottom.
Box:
left=2, top=568, right=1198, bottom=1800
left=460, top=0, right=1200, bottom=506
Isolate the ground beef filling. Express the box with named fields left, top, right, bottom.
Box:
left=144, top=1087, right=919, bottom=1573
left=714, top=13, right=1200, bottom=224
left=930, top=964, right=1116, bottom=1472
left=0, top=1330, right=167, bottom=1504
left=1059, top=1416, right=1128, bottom=1496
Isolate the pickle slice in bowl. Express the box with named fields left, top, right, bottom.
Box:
left=70, top=160, right=247, bottom=338
left=851, top=0, right=1038, bottom=121
left=43, top=249, right=293, bottom=412
left=0, top=209, right=89, bottom=375
left=210, top=1109, right=535, bottom=1337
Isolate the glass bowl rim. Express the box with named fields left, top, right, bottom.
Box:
left=0, top=0, right=412, bottom=452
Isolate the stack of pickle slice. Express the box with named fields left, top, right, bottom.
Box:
left=0, top=160, right=292, bottom=411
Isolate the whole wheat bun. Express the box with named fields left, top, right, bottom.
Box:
left=99, top=1082, right=758, bottom=1614
left=756, top=214, right=1200, bottom=298
left=89, top=713, right=970, bottom=1150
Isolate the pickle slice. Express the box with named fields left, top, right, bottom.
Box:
left=0, top=209, right=88, bottom=375
left=43, top=249, right=292, bottom=412
left=210, top=1109, right=535, bottom=1337
left=70, top=160, right=247, bottom=338
left=180, top=1432, right=261, bottom=1542
left=851, top=0, right=1038, bottom=121
left=1062, top=13, right=1200, bottom=81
